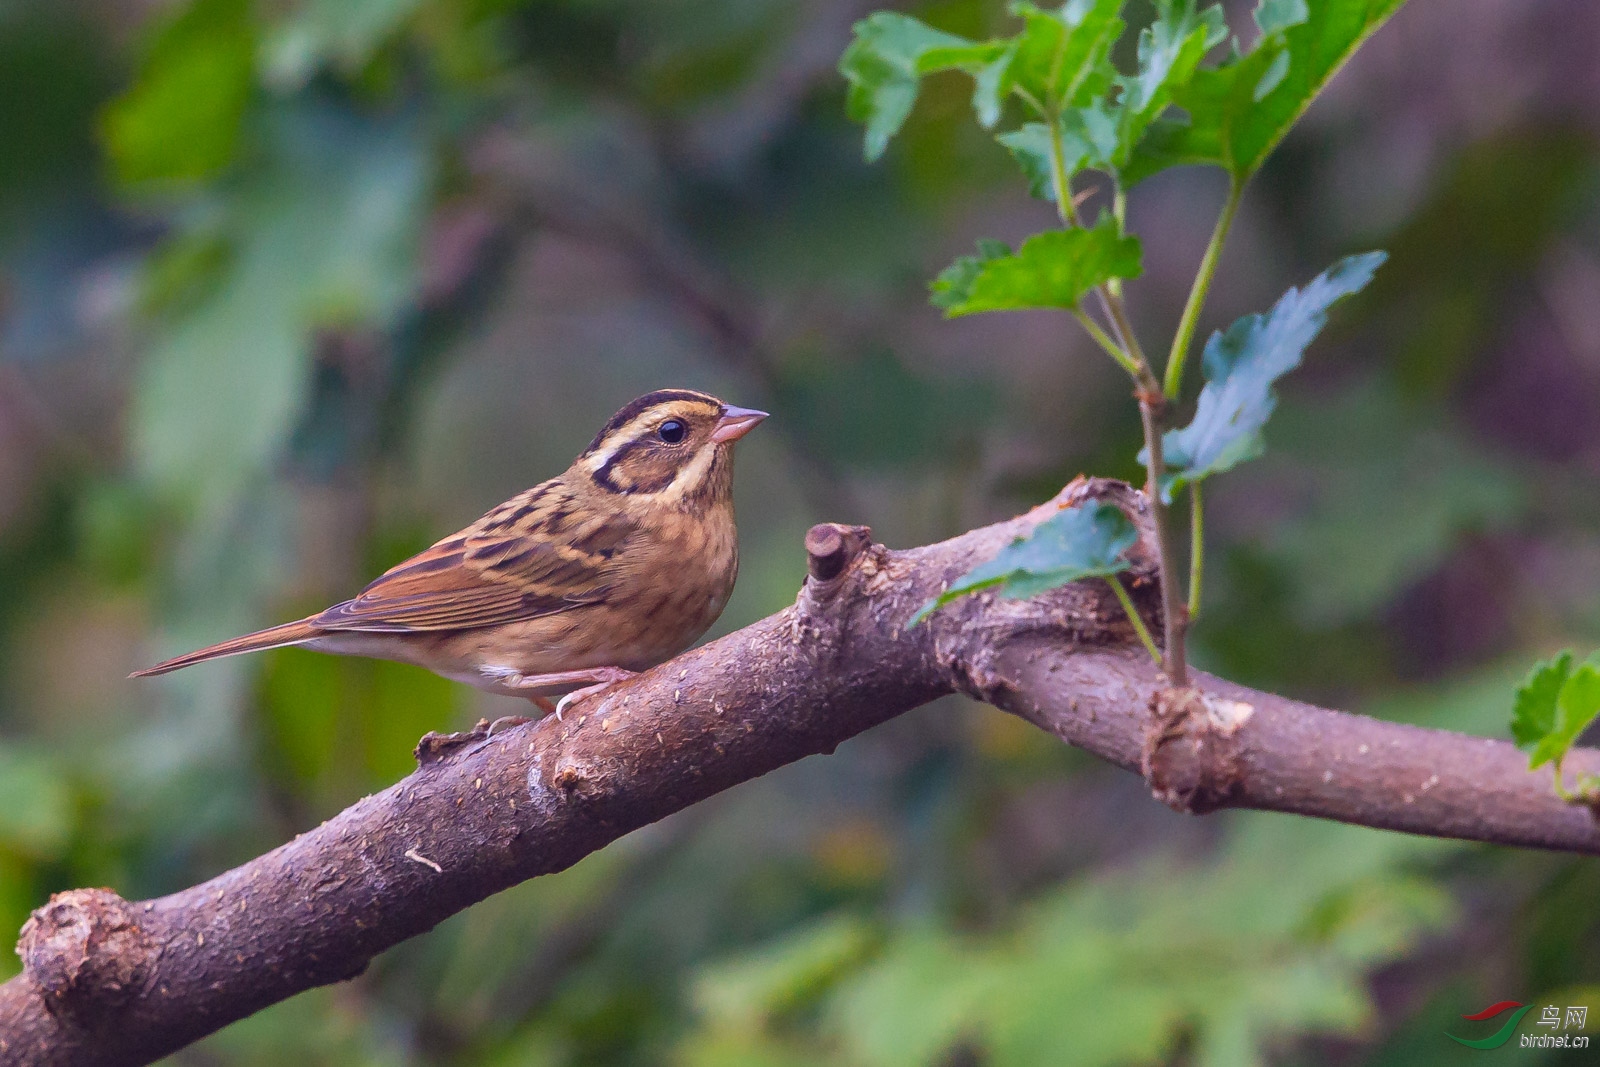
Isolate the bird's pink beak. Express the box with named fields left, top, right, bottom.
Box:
left=711, top=405, right=769, bottom=443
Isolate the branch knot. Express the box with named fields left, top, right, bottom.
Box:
left=1141, top=687, right=1254, bottom=814
left=18, top=888, right=156, bottom=1018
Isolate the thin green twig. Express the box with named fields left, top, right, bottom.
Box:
left=1109, top=185, right=1127, bottom=299
left=1188, top=482, right=1204, bottom=621
left=1163, top=177, right=1242, bottom=399
left=1045, top=118, right=1079, bottom=228
left=1072, top=310, right=1141, bottom=378
left=1137, top=397, right=1187, bottom=685
left=1043, top=99, right=1182, bottom=684
left=1109, top=575, right=1162, bottom=665
left=1099, top=288, right=1152, bottom=381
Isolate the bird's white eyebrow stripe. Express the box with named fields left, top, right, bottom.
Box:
left=581, top=412, right=664, bottom=472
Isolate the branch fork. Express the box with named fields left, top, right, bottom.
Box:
left=6, top=481, right=1600, bottom=1065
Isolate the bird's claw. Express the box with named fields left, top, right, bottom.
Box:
left=500, top=666, right=639, bottom=721
left=487, top=715, right=533, bottom=736
left=553, top=672, right=637, bottom=721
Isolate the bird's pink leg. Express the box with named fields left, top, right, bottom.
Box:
left=503, top=666, right=639, bottom=720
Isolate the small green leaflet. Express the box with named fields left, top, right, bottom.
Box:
left=1512, top=651, right=1600, bottom=772
left=996, top=109, right=1121, bottom=201
left=1148, top=251, right=1384, bottom=501
left=1004, top=0, right=1123, bottom=111
left=1108, top=0, right=1228, bottom=171
left=911, top=502, right=1136, bottom=624
left=996, top=122, right=1068, bottom=201
left=838, top=13, right=1005, bottom=161
left=931, top=215, right=1142, bottom=316
left=1255, top=0, right=1311, bottom=36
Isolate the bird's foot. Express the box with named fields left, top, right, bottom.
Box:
left=553, top=673, right=638, bottom=720
left=504, top=666, right=639, bottom=721
left=487, top=715, right=535, bottom=735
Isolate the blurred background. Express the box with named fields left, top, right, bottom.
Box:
left=0, top=0, right=1597, bottom=1062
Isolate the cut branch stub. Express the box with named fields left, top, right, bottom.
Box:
left=806, top=523, right=872, bottom=581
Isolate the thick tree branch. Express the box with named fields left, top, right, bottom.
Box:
left=3, top=478, right=1597, bottom=1065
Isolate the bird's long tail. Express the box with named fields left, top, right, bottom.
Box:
left=129, top=619, right=321, bottom=678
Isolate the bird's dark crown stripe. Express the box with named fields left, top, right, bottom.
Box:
left=584, top=389, right=722, bottom=455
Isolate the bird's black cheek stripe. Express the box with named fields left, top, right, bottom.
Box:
left=591, top=439, right=680, bottom=495
left=591, top=442, right=638, bottom=493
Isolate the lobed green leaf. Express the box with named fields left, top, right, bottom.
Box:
left=1546, top=664, right=1600, bottom=769
left=1108, top=0, right=1227, bottom=170
left=911, top=501, right=1137, bottom=624
left=996, top=123, right=1061, bottom=200
left=1511, top=652, right=1571, bottom=754
left=839, top=13, right=1004, bottom=161
left=1151, top=251, right=1385, bottom=500
left=1513, top=651, right=1600, bottom=772
left=931, top=216, right=1142, bottom=317
left=1125, top=0, right=1409, bottom=185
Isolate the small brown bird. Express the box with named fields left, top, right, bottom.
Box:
left=133, top=389, right=767, bottom=715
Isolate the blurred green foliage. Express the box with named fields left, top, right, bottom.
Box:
left=0, top=0, right=1596, bottom=1064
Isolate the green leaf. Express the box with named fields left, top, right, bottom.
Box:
left=694, top=915, right=878, bottom=1031
left=931, top=238, right=1012, bottom=310
left=995, top=109, right=1117, bottom=196
left=839, top=13, right=1004, bottom=161
left=261, top=0, right=426, bottom=91
left=1521, top=658, right=1600, bottom=771
left=101, top=0, right=256, bottom=185
left=912, top=501, right=1137, bottom=623
left=818, top=813, right=1451, bottom=1067
left=930, top=215, right=1142, bottom=317
left=995, top=123, right=1062, bottom=200
left=1152, top=251, right=1385, bottom=500
left=1255, top=0, right=1311, bottom=36
left=131, top=105, right=429, bottom=507
left=972, top=42, right=1020, bottom=128
left=1553, top=664, right=1600, bottom=767
left=0, top=746, right=73, bottom=860
left=1511, top=652, right=1571, bottom=754
left=1006, top=0, right=1123, bottom=111
left=1253, top=48, right=1290, bottom=101
left=826, top=932, right=1001, bottom=1067
left=1109, top=0, right=1227, bottom=169
left=1125, top=0, right=1408, bottom=184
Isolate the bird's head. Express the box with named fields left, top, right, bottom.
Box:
left=578, top=389, right=767, bottom=508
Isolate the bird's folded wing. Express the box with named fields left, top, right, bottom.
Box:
left=312, top=514, right=626, bottom=633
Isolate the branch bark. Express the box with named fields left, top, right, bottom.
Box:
left=3, top=477, right=1596, bottom=1065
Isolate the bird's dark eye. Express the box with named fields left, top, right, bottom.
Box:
left=657, top=419, right=686, bottom=443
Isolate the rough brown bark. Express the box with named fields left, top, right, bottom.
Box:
left=2, top=477, right=1596, bottom=1065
